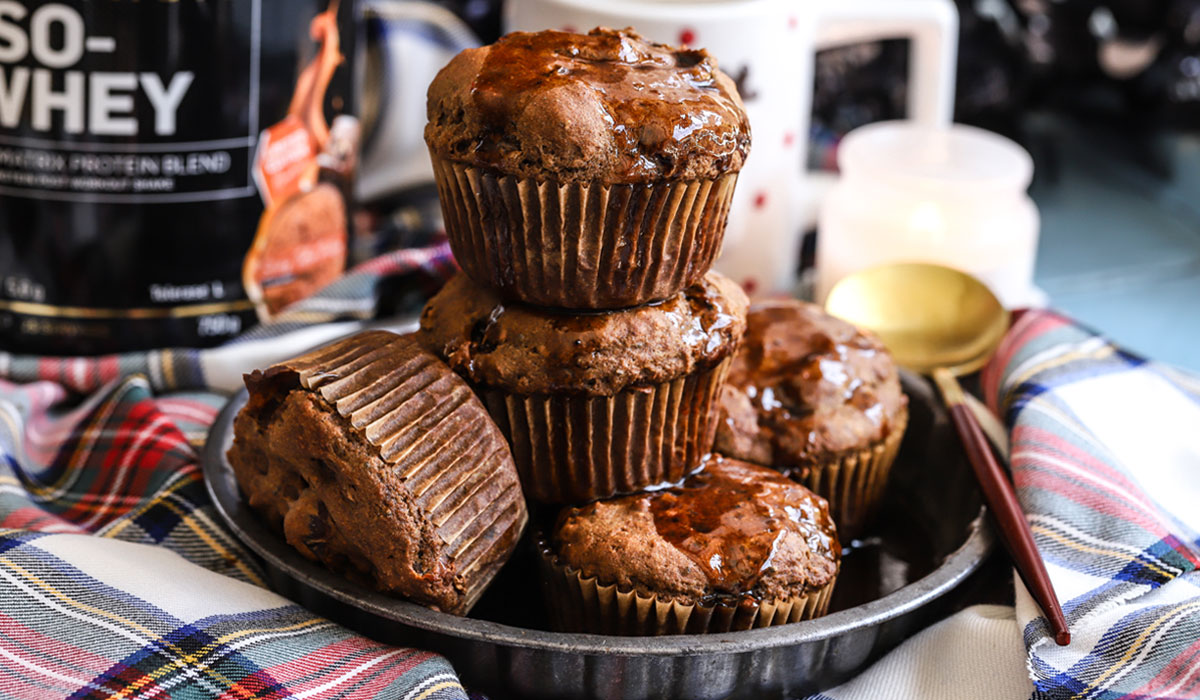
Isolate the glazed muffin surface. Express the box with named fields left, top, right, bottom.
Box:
left=716, top=300, right=908, bottom=474
left=419, top=271, right=749, bottom=396
left=551, top=455, right=840, bottom=603
left=425, top=27, right=750, bottom=183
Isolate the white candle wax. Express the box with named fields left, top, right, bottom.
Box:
left=816, top=121, right=1040, bottom=308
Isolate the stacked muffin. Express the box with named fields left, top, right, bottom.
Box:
left=419, top=28, right=841, bottom=634
left=229, top=27, right=853, bottom=636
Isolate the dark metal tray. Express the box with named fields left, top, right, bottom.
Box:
left=203, top=371, right=991, bottom=700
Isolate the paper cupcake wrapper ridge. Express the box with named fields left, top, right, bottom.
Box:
left=265, top=331, right=528, bottom=613
left=539, top=545, right=836, bottom=636
left=480, top=358, right=731, bottom=504
left=432, top=154, right=738, bottom=309
left=802, top=407, right=908, bottom=537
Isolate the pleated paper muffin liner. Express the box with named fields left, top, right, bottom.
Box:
left=479, top=358, right=731, bottom=505
left=239, top=331, right=528, bottom=614
left=431, top=154, right=738, bottom=309
left=800, top=407, right=908, bottom=538
left=538, top=543, right=837, bottom=636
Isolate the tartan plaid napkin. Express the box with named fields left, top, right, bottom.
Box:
left=982, top=311, right=1200, bottom=699
left=2, top=243, right=1198, bottom=699
left=0, top=243, right=468, bottom=700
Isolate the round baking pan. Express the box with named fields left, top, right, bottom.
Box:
left=204, top=371, right=992, bottom=700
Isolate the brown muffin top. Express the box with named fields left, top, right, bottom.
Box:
left=716, top=300, right=908, bottom=476
left=551, top=455, right=840, bottom=603
left=419, top=271, right=748, bottom=396
left=424, top=27, right=751, bottom=183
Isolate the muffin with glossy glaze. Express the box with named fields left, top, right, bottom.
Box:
left=541, top=455, right=840, bottom=635
left=425, top=27, right=751, bottom=309
left=419, top=270, right=748, bottom=503
left=716, top=299, right=908, bottom=534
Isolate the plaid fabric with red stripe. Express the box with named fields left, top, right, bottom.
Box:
left=982, top=310, right=1200, bottom=700
left=0, top=244, right=469, bottom=699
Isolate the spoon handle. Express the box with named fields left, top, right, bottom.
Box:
left=932, top=367, right=1071, bottom=647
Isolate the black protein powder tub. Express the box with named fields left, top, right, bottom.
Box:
left=0, top=0, right=358, bottom=355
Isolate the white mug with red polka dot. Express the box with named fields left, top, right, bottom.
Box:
left=504, top=0, right=958, bottom=297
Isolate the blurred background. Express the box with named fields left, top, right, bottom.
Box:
left=807, top=0, right=1200, bottom=372
left=2, top=0, right=1197, bottom=369
left=357, top=0, right=1200, bottom=370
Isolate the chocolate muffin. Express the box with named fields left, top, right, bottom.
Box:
left=716, top=300, right=908, bottom=535
left=425, top=27, right=751, bottom=309
left=541, top=455, right=840, bottom=635
left=419, top=270, right=748, bottom=503
left=227, top=331, right=528, bottom=615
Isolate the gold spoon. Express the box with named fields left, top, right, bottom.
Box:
left=825, top=262, right=1070, bottom=646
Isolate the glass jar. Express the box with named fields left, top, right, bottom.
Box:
left=816, top=121, right=1039, bottom=307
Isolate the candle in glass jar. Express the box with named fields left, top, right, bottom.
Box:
left=816, top=121, right=1039, bottom=308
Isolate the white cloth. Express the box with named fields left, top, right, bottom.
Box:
left=816, top=605, right=1032, bottom=700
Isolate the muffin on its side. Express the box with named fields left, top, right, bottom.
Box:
left=419, top=270, right=748, bottom=504
left=541, top=455, right=840, bottom=635
left=425, top=27, right=751, bottom=309
left=716, top=300, right=908, bottom=535
left=227, top=331, right=528, bottom=615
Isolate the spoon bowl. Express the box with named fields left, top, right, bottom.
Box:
left=824, top=263, right=1008, bottom=376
